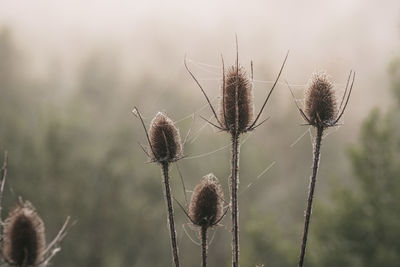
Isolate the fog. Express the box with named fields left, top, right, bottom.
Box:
left=0, top=1, right=400, bottom=266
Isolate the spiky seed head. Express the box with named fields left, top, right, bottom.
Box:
left=148, top=112, right=183, bottom=163
left=3, top=201, right=46, bottom=266
left=305, top=71, right=337, bottom=127
left=219, top=65, right=254, bottom=134
left=189, top=174, right=224, bottom=228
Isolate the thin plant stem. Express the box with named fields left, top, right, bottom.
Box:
left=0, top=151, right=8, bottom=244
left=0, top=151, right=8, bottom=225
left=161, top=162, right=180, bottom=267
left=231, top=133, right=240, bottom=267
left=201, top=226, right=208, bottom=267
left=298, top=126, right=323, bottom=267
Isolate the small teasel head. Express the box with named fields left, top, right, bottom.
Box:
left=3, top=200, right=46, bottom=266
left=305, top=71, right=337, bottom=128
left=189, top=173, right=224, bottom=228
left=219, top=65, right=254, bottom=134
left=148, top=112, right=183, bottom=163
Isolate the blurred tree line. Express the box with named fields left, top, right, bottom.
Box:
left=1, top=25, right=400, bottom=266
left=0, top=27, right=174, bottom=266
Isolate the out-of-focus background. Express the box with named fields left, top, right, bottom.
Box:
left=1, top=0, right=400, bottom=266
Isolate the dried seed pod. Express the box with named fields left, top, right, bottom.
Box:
left=3, top=201, right=46, bottom=266
left=189, top=174, right=224, bottom=228
left=305, top=71, right=337, bottom=127
left=148, top=112, right=183, bottom=163
left=219, top=65, right=254, bottom=133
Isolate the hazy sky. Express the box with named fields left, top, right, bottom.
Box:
left=1, top=0, right=400, bottom=116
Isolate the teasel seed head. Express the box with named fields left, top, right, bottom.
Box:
left=3, top=201, right=46, bottom=266
left=219, top=65, right=254, bottom=134
left=305, top=71, right=337, bottom=128
left=189, top=173, right=224, bottom=228
left=148, top=112, right=183, bottom=163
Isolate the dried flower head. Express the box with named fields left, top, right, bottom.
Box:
left=3, top=201, right=46, bottom=266
left=219, top=65, right=254, bottom=134
left=148, top=112, right=183, bottom=163
left=185, top=40, right=288, bottom=136
left=305, top=71, right=337, bottom=127
left=189, top=174, right=224, bottom=228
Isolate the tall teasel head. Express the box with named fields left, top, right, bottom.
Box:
left=219, top=65, right=254, bottom=134
left=295, top=70, right=355, bottom=129
left=184, top=39, right=289, bottom=135
left=305, top=71, right=337, bottom=127
left=148, top=112, right=183, bottom=163
left=189, top=174, right=224, bottom=228
left=3, top=201, right=46, bottom=266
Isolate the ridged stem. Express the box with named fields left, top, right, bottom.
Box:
left=161, top=162, right=180, bottom=267
left=298, top=126, right=323, bottom=267
left=201, top=226, right=208, bottom=267
left=231, top=133, right=240, bottom=267
left=0, top=151, right=8, bottom=225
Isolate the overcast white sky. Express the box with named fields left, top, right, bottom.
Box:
left=0, top=0, right=399, bottom=115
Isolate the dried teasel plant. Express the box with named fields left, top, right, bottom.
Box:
left=218, top=65, right=254, bottom=134
left=185, top=38, right=288, bottom=267
left=288, top=70, right=355, bottom=267
left=133, top=108, right=183, bottom=267
left=289, top=70, right=355, bottom=129
left=0, top=152, right=71, bottom=267
left=3, top=200, right=46, bottom=266
left=175, top=174, right=227, bottom=267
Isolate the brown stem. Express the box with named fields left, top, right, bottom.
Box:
left=161, top=162, right=180, bottom=267
left=298, top=127, right=323, bottom=267
left=201, top=226, right=208, bottom=267
left=231, top=133, right=240, bottom=267
left=0, top=151, right=8, bottom=225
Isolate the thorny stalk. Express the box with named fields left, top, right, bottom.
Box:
left=231, top=133, right=240, bottom=267
left=201, top=226, right=208, bottom=267
left=0, top=151, right=8, bottom=226
left=298, top=126, right=323, bottom=267
left=162, top=162, right=180, bottom=267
